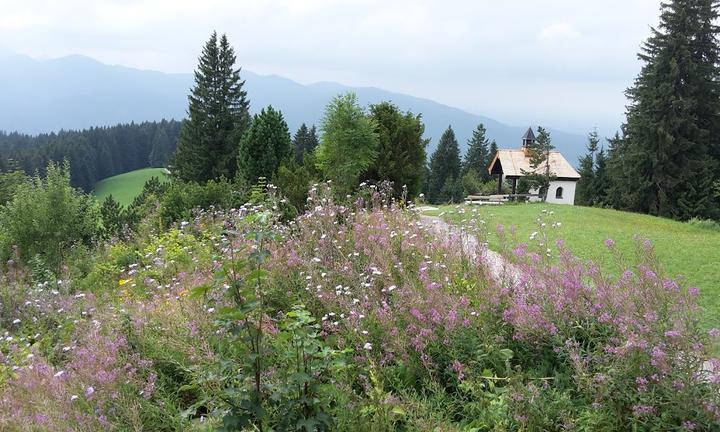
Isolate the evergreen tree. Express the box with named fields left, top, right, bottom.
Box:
left=427, top=126, right=462, bottom=203
left=293, top=124, right=320, bottom=164
left=575, top=130, right=600, bottom=206
left=172, top=32, right=250, bottom=182
left=462, top=123, right=493, bottom=182
left=149, top=127, right=172, bottom=167
left=594, top=147, right=610, bottom=206
left=315, top=93, right=378, bottom=197
left=238, top=106, right=292, bottom=183
left=605, top=131, right=630, bottom=209
left=0, top=170, right=26, bottom=205
left=620, top=0, right=720, bottom=220
left=489, top=141, right=498, bottom=161
left=521, top=126, right=555, bottom=202
left=365, top=102, right=428, bottom=198
left=101, top=194, right=124, bottom=237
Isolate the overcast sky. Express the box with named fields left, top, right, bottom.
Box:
left=0, top=0, right=662, bottom=136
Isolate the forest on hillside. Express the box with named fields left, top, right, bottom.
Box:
left=0, top=120, right=180, bottom=191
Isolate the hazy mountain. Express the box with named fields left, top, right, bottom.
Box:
left=0, top=53, right=586, bottom=163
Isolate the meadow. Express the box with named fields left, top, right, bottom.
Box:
left=93, top=167, right=169, bottom=206
left=1, top=184, right=719, bottom=430
left=425, top=203, right=720, bottom=330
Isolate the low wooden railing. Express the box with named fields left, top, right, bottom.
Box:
left=465, top=193, right=543, bottom=204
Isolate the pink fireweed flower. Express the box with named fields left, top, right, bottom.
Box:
left=635, top=376, right=648, bottom=392
left=450, top=360, right=466, bottom=380
left=664, top=330, right=682, bottom=339
left=632, top=405, right=655, bottom=416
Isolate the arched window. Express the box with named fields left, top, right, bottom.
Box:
left=555, top=187, right=564, bottom=199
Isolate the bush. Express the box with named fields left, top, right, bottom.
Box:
left=273, top=160, right=315, bottom=214
left=0, top=162, right=102, bottom=268
left=159, top=177, right=245, bottom=226
left=688, top=217, right=720, bottom=231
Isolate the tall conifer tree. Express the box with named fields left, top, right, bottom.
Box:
left=172, top=32, right=250, bottom=182
left=293, top=123, right=320, bottom=164
left=575, top=130, right=600, bottom=206
left=428, top=126, right=462, bottom=203
left=365, top=102, right=427, bottom=198
left=620, top=0, right=720, bottom=220
left=462, top=123, right=493, bottom=182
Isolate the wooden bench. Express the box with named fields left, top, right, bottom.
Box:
left=465, top=195, right=507, bottom=205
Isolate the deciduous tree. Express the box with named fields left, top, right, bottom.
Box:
left=315, top=93, right=378, bottom=197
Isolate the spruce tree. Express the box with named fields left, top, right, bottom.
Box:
left=172, top=32, right=250, bottom=182
left=428, top=126, right=461, bottom=203
left=489, top=141, right=498, bottom=171
left=620, top=0, right=720, bottom=220
left=594, top=148, right=610, bottom=206
left=366, top=102, right=428, bottom=198
left=462, top=124, right=493, bottom=181
left=149, top=127, right=172, bottom=167
left=575, top=130, right=600, bottom=206
left=101, top=194, right=124, bottom=237
left=293, top=123, right=320, bottom=164
left=238, top=106, right=292, bottom=183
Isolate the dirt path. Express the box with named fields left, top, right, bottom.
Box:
left=420, top=214, right=518, bottom=285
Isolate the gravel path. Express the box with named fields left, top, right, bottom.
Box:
left=420, top=214, right=518, bottom=285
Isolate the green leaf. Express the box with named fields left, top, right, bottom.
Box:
left=498, top=348, right=514, bottom=361
left=391, top=406, right=406, bottom=417
left=218, top=307, right=246, bottom=321
left=188, top=284, right=211, bottom=299
left=247, top=268, right=269, bottom=282
left=289, top=372, right=313, bottom=384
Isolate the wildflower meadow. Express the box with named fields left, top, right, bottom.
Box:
left=1, top=183, right=719, bottom=431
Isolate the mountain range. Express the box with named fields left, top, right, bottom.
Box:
left=0, top=53, right=586, bottom=164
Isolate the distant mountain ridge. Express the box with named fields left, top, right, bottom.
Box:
left=0, top=53, right=586, bottom=164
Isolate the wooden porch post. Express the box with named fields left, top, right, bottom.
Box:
left=497, top=173, right=502, bottom=194
left=511, top=178, right=517, bottom=201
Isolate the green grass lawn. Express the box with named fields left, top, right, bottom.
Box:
left=93, top=167, right=169, bottom=207
left=425, top=203, right=720, bottom=330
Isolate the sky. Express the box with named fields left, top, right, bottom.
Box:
left=0, top=0, right=662, bottom=137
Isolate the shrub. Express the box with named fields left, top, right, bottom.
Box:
left=273, top=160, right=314, bottom=214
left=159, top=177, right=245, bottom=226
left=0, top=162, right=102, bottom=268
left=688, top=217, right=720, bottom=231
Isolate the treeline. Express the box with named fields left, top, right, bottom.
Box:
left=168, top=32, right=431, bottom=214
left=0, top=120, right=180, bottom=191
left=575, top=0, right=720, bottom=221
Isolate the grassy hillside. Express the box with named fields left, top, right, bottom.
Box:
left=425, top=203, right=720, bottom=329
left=93, top=167, right=168, bottom=206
